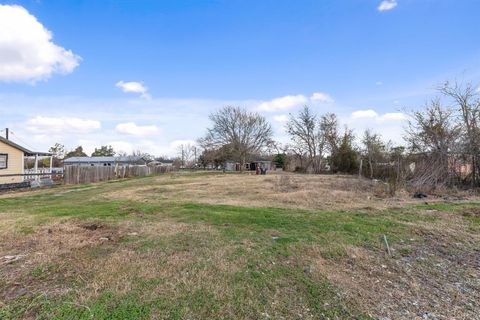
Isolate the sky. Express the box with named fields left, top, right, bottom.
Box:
left=1, top=0, right=480, bottom=156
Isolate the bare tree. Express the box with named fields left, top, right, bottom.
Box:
left=320, top=112, right=340, bottom=158
left=438, top=81, right=480, bottom=186
left=286, top=142, right=307, bottom=171
left=176, top=143, right=197, bottom=167
left=362, top=129, right=386, bottom=178
left=199, top=106, right=273, bottom=170
left=285, top=110, right=345, bottom=173
left=405, top=98, right=461, bottom=186
left=286, top=106, right=324, bottom=173
left=131, top=150, right=154, bottom=161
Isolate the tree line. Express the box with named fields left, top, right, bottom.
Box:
left=199, top=81, right=480, bottom=190
left=45, top=80, right=480, bottom=190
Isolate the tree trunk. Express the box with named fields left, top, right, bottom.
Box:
left=368, top=157, right=373, bottom=179
left=240, top=154, right=246, bottom=172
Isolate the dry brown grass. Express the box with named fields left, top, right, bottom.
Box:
left=100, top=171, right=473, bottom=211
left=306, top=240, right=480, bottom=319
left=0, top=214, right=255, bottom=314
left=0, top=219, right=181, bottom=297
left=1, top=172, right=478, bottom=319
left=303, top=207, right=480, bottom=320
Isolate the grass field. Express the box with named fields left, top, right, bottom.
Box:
left=1, top=172, right=479, bottom=319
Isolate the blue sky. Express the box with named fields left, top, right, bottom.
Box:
left=1, top=0, right=479, bottom=156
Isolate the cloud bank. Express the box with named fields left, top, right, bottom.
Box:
left=26, top=116, right=101, bottom=134
left=256, top=91, right=334, bottom=112
left=115, top=122, right=160, bottom=136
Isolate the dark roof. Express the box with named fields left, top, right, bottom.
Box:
left=0, top=136, right=51, bottom=156
left=64, top=156, right=147, bottom=164
left=64, top=156, right=115, bottom=163
left=158, top=159, right=174, bottom=163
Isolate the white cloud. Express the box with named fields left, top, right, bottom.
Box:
left=376, top=81, right=383, bottom=86
left=256, top=94, right=308, bottom=112
left=381, top=112, right=408, bottom=121
left=377, top=0, right=398, bottom=12
left=350, top=109, right=407, bottom=122
left=310, top=92, right=334, bottom=103
left=115, top=122, right=159, bottom=136
left=26, top=116, right=101, bottom=134
left=256, top=92, right=334, bottom=112
left=0, top=5, right=80, bottom=83
left=347, top=109, right=408, bottom=145
left=116, top=81, right=151, bottom=99
left=273, top=114, right=289, bottom=122
left=351, top=109, right=379, bottom=119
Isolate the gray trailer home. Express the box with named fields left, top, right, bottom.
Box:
left=64, top=156, right=148, bottom=167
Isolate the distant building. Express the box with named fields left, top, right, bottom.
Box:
left=224, top=160, right=241, bottom=172
left=64, top=156, right=148, bottom=167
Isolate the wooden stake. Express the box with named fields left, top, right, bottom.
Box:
left=383, top=234, right=392, bottom=256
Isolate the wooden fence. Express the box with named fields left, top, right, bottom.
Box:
left=63, top=165, right=174, bottom=185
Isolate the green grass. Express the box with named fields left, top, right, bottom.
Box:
left=1, top=174, right=478, bottom=319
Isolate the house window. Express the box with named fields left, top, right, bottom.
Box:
left=0, top=154, right=7, bottom=169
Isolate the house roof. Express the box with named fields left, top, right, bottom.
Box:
left=64, top=156, right=147, bottom=163
left=0, top=136, right=51, bottom=156
left=158, top=159, right=174, bottom=163
left=64, top=156, right=115, bottom=163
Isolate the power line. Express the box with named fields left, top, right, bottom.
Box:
left=10, top=131, right=37, bottom=151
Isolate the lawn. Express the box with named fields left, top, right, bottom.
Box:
left=0, top=172, right=479, bottom=319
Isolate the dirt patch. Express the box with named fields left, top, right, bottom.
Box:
left=0, top=222, right=116, bottom=301
left=82, top=223, right=103, bottom=231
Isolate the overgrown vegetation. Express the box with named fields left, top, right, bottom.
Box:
left=279, top=81, right=480, bottom=192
